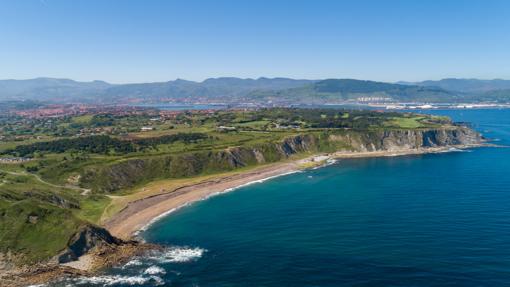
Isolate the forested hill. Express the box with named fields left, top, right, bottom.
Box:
left=1, top=77, right=510, bottom=104
left=399, top=78, right=510, bottom=93
left=0, top=77, right=314, bottom=103
left=253, top=79, right=458, bottom=103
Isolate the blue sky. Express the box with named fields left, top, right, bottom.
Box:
left=1, top=0, right=509, bottom=83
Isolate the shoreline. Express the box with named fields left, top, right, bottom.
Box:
left=133, top=169, right=304, bottom=238
left=104, top=143, right=488, bottom=240
left=1, top=143, right=491, bottom=286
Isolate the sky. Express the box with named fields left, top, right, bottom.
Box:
left=1, top=0, right=510, bottom=83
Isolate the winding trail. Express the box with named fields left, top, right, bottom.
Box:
left=0, top=169, right=91, bottom=194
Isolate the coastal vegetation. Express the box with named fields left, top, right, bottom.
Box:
left=0, top=108, right=480, bottom=268
left=3, top=133, right=209, bottom=157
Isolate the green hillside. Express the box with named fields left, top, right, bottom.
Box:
left=0, top=108, right=477, bottom=266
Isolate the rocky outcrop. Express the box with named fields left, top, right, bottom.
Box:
left=0, top=224, right=129, bottom=285
left=328, top=127, right=482, bottom=152
left=56, top=225, right=123, bottom=263
left=0, top=252, right=16, bottom=272
left=277, top=134, right=318, bottom=156
left=80, top=127, right=482, bottom=193
left=1, top=236, right=156, bottom=287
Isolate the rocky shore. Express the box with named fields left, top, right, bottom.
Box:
left=0, top=126, right=488, bottom=286
left=0, top=240, right=161, bottom=287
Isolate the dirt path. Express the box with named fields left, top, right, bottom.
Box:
left=0, top=169, right=91, bottom=194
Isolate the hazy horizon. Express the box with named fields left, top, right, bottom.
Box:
left=3, top=76, right=510, bottom=85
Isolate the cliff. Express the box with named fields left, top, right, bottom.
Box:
left=80, top=126, right=482, bottom=193
left=0, top=125, right=482, bottom=281
left=328, top=126, right=481, bottom=152
left=56, top=225, right=123, bottom=263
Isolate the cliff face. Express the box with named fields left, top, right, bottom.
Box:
left=81, top=127, right=481, bottom=193
left=0, top=126, right=483, bottom=275
left=56, top=225, right=123, bottom=264
left=329, top=126, right=482, bottom=152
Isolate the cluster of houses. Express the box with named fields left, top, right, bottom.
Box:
left=0, top=157, right=32, bottom=164
left=12, top=104, right=159, bottom=119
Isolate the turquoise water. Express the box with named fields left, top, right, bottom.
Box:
left=63, top=109, right=510, bottom=286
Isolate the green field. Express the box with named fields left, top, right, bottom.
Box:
left=0, top=108, right=457, bottom=265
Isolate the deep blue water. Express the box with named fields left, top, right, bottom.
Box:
left=62, top=109, right=510, bottom=287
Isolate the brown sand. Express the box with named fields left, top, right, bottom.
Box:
left=104, top=144, right=484, bottom=240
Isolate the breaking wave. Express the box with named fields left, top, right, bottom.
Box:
left=123, top=259, right=143, bottom=268
left=144, top=266, right=167, bottom=275
left=71, top=274, right=164, bottom=286
left=312, top=158, right=338, bottom=169
left=218, top=170, right=302, bottom=194
left=146, top=246, right=207, bottom=263
left=437, top=147, right=473, bottom=153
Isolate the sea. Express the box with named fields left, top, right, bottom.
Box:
left=56, top=109, right=510, bottom=287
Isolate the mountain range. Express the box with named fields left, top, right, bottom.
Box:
left=1, top=77, right=510, bottom=104
left=399, top=78, right=510, bottom=93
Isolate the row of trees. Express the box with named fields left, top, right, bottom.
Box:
left=133, top=133, right=208, bottom=148
left=4, top=133, right=209, bottom=157
left=6, top=135, right=135, bottom=156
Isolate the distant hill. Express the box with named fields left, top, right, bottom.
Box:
left=0, top=77, right=111, bottom=102
left=1, top=77, right=510, bottom=104
left=254, top=79, right=459, bottom=104
left=0, top=77, right=314, bottom=103
left=399, top=78, right=510, bottom=93
left=101, top=77, right=314, bottom=102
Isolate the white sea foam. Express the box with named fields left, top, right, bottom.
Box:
left=147, top=247, right=206, bottom=263
left=144, top=265, right=167, bottom=275
left=136, top=206, right=181, bottom=235
left=219, top=170, right=302, bottom=194
left=448, top=147, right=464, bottom=152
left=434, top=147, right=472, bottom=153
left=311, top=158, right=338, bottom=169
left=72, top=275, right=163, bottom=286
left=123, top=259, right=143, bottom=268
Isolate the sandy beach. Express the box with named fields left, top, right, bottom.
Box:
left=104, top=144, right=485, bottom=240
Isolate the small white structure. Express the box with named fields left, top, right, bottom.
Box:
left=217, top=126, right=236, bottom=131
left=141, top=126, right=154, bottom=131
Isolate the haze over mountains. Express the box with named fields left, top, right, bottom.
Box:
left=399, top=79, right=510, bottom=93
left=1, top=77, right=510, bottom=104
